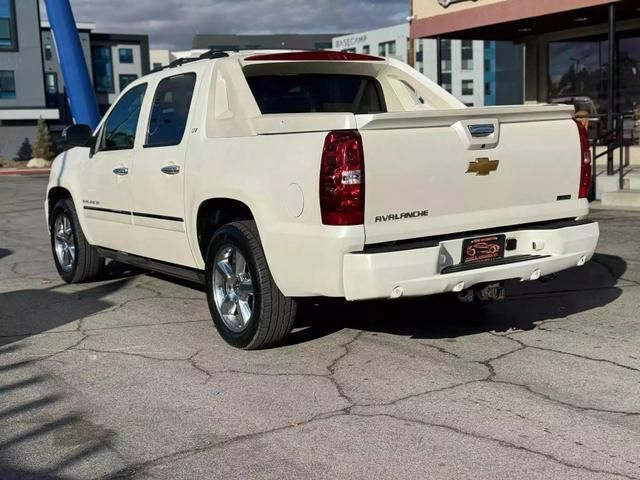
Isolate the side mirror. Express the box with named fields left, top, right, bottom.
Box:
left=62, top=124, right=94, bottom=148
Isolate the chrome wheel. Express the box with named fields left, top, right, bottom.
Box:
left=53, top=214, right=76, bottom=273
left=212, top=245, right=254, bottom=333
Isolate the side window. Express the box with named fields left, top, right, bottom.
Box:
left=100, top=83, right=147, bottom=151
left=145, top=73, right=196, bottom=148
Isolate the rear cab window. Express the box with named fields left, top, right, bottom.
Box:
left=246, top=74, right=386, bottom=115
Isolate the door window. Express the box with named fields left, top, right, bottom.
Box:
left=145, top=73, right=196, bottom=148
left=99, top=83, right=147, bottom=152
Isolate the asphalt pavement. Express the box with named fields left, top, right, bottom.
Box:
left=1, top=175, right=640, bottom=480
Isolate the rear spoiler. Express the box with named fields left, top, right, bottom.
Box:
left=251, top=105, right=575, bottom=135
left=356, top=104, right=575, bottom=130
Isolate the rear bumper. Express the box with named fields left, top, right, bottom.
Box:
left=342, top=220, right=599, bottom=301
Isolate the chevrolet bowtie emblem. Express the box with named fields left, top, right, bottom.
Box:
left=466, top=158, right=499, bottom=176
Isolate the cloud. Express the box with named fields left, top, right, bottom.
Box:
left=40, top=0, right=408, bottom=49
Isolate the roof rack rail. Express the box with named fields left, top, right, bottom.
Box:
left=199, top=50, right=229, bottom=59
left=167, top=56, right=201, bottom=69
left=149, top=50, right=230, bottom=74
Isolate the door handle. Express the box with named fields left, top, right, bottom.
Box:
left=113, top=167, right=129, bottom=176
left=161, top=164, right=181, bottom=175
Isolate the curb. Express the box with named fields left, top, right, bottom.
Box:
left=0, top=168, right=50, bottom=176
left=590, top=200, right=640, bottom=212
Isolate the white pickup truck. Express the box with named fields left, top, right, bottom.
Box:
left=46, top=50, right=599, bottom=349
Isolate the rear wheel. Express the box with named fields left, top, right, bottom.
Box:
left=205, top=221, right=297, bottom=349
left=50, top=198, right=104, bottom=283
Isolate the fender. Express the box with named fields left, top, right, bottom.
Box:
left=45, top=148, right=97, bottom=246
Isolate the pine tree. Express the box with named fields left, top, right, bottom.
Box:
left=33, top=117, right=53, bottom=160
left=15, top=137, right=33, bottom=161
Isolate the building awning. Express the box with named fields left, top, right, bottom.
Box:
left=411, top=0, right=638, bottom=40
left=0, top=109, right=60, bottom=121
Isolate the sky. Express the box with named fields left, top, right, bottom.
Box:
left=40, top=0, right=409, bottom=50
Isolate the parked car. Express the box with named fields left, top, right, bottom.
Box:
left=46, top=50, right=599, bottom=349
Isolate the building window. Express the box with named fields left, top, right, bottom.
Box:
left=119, top=47, right=134, bottom=64
left=462, top=79, right=474, bottom=96
left=485, top=81, right=492, bottom=96
left=378, top=41, right=397, bottom=57
left=342, top=48, right=356, bottom=53
left=461, top=40, right=473, bottom=70
left=362, top=45, right=370, bottom=54
left=92, top=46, right=114, bottom=93
left=0, top=0, right=16, bottom=50
left=45, top=72, right=58, bottom=107
left=152, top=62, right=163, bottom=71
left=440, top=39, right=452, bottom=73
left=0, top=70, right=15, bottom=99
left=484, top=59, right=491, bottom=72
left=441, top=72, right=452, bottom=93
left=146, top=73, right=197, bottom=148
left=119, top=74, right=138, bottom=91
left=44, top=43, right=54, bottom=61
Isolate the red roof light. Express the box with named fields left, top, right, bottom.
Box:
left=245, top=51, right=384, bottom=62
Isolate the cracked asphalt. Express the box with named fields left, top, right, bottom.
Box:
left=2, top=176, right=640, bottom=480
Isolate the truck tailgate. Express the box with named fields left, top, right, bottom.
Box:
left=356, top=105, right=587, bottom=245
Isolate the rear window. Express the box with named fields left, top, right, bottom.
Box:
left=246, top=74, right=386, bottom=114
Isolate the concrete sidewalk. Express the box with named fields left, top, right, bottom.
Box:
left=0, top=168, right=50, bottom=176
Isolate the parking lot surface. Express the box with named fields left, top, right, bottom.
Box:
left=1, top=176, right=640, bottom=480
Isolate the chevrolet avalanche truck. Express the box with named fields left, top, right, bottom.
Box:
left=46, top=50, right=599, bottom=349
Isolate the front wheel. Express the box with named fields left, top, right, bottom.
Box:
left=204, top=221, right=297, bottom=349
left=50, top=198, right=104, bottom=283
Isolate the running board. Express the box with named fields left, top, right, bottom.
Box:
left=441, top=254, right=551, bottom=275
left=95, top=247, right=205, bottom=284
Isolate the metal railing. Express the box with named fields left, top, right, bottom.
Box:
left=588, top=112, right=635, bottom=201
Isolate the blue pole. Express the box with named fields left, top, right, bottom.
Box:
left=44, top=0, right=100, bottom=129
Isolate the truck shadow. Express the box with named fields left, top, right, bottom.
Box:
left=0, top=344, right=124, bottom=479
left=0, top=277, right=132, bottom=348
left=0, top=248, right=13, bottom=260
left=290, top=253, right=626, bottom=343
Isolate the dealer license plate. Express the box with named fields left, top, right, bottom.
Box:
left=461, top=234, right=506, bottom=264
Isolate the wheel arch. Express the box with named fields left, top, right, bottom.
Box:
left=196, top=197, right=256, bottom=261
left=47, top=186, right=73, bottom=229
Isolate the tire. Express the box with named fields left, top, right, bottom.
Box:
left=50, top=198, right=104, bottom=283
left=204, top=220, right=297, bottom=349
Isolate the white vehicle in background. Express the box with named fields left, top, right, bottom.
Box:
left=46, top=50, right=599, bottom=349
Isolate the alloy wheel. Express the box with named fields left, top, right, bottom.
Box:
left=212, top=245, right=255, bottom=333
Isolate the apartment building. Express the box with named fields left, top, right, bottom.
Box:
left=40, top=20, right=94, bottom=126
left=192, top=33, right=339, bottom=51
left=89, top=33, right=150, bottom=114
left=41, top=22, right=150, bottom=118
left=0, top=1, right=151, bottom=157
left=332, top=23, right=523, bottom=107
left=0, top=0, right=58, bottom=159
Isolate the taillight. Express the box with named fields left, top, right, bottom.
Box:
left=575, top=120, right=592, bottom=199
left=320, top=130, right=364, bottom=225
